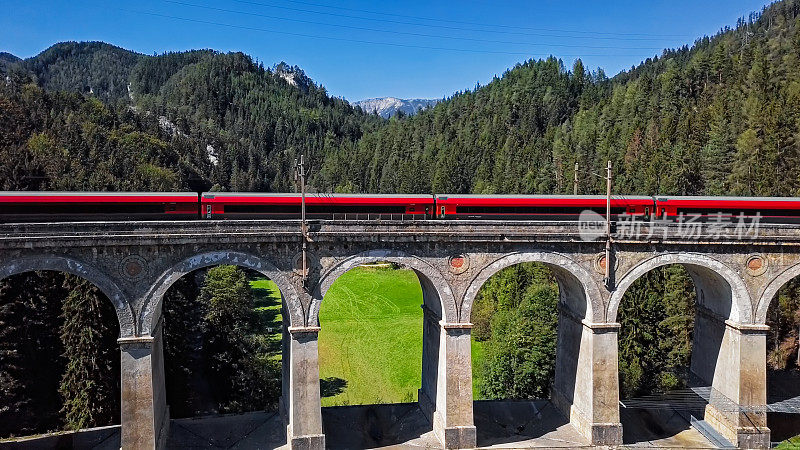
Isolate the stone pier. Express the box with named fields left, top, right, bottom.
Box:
left=420, top=306, right=476, bottom=448
left=552, top=306, right=622, bottom=445
left=693, top=309, right=770, bottom=447
left=285, top=326, right=325, bottom=450
left=119, top=325, right=168, bottom=449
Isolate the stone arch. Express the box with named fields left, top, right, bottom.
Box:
left=461, top=251, right=602, bottom=323
left=139, top=250, right=302, bottom=335
left=756, top=261, right=800, bottom=324
left=310, top=249, right=458, bottom=326
left=0, top=255, right=135, bottom=336
left=607, top=252, right=752, bottom=324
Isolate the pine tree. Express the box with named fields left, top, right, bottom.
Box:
left=162, top=274, right=206, bottom=418
left=199, top=266, right=277, bottom=413
left=58, top=275, right=120, bottom=430
left=475, top=263, right=559, bottom=399
left=480, top=276, right=558, bottom=399
left=0, top=272, right=66, bottom=437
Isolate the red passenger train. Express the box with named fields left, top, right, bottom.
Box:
left=201, top=193, right=434, bottom=220
left=434, top=194, right=654, bottom=220
left=0, top=192, right=199, bottom=222
left=1, top=191, right=800, bottom=223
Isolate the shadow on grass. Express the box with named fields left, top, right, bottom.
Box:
left=474, top=399, right=574, bottom=447
left=248, top=272, right=283, bottom=356
left=768, top=368, right=800, bottom=443
left=321, top=377, right=348, bottom=398
left=322, top=402, right=429, bottom=449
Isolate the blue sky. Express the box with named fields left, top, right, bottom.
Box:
left=2, top=0, right=770, bottom=101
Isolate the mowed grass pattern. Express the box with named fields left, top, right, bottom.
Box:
left=318, top=266, right=423, bottom=406
left=249, top=276, right=283, bottom=359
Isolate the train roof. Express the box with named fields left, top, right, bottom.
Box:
left=0, top=191, right=197, bottom=197
left=0, top=192, right=198, bottom=203
left=655, top=195, right=800, bottom=202
left=202, top=192, right=434, bottom=199
left=434, top=194, right=653, bottom=200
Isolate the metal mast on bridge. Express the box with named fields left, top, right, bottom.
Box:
left=605, top=160, right=612, bottom=289
left=295, top=154, right=308, bottom=283
left=574, top=160, right=614, bottom=289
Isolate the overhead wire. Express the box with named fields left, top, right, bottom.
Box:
left=163, top=0, right=665, bottom=50
left=232, top=0, right=691, bottom=39
left=120, top=8, right=660, bottom=58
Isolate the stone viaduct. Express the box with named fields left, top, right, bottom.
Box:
left=1, top=218, right=799, bottom=449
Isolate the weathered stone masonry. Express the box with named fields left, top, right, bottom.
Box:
left=2, top=220, right=800, bottom=448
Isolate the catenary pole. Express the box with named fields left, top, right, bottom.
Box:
left=574, top=162, right=579, bottom=195
left=295, top=154, right=308, bottom=283
left=605, top=160, right=612, bottom=287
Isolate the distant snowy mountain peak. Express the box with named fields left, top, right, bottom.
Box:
left=353, top=97, right=439, bottom=118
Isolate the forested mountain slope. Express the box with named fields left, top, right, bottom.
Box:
left=317, top=0, right=800, bottom=197
left=19, top=42, right=142, bottom=103
left=128, top=53, right=379, bottom=191
left=1, top=44, right=381, bottom=191
left=0, top=52, right=21, bottom=73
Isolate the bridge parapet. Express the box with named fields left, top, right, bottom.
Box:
left=3, top=220, right=800, bottom=246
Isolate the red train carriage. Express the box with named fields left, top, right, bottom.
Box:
left=201, top=192, right=435, bottom=219
left=434, top=194, right=655, bottom=220
left=0, top=192, right=200, bottom=222
left=653, top=196, right=800, bottom=223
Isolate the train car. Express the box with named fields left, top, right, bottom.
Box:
left=434, top=194, right=655, bottom=220
left=0, top=192, right=200, bottom=222
left=201, top=192, right=435, bottom=219
left=654, top=196, right=800, bottom=223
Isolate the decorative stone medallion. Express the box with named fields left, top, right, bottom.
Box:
left=448, top=254, right=469, bottom=274
left=119, top=254, right=148, bottom=281
left=292, top=251, right=319, bottom=276
left=593, top=252, right=618, bottom=274
left=745, top=254, right=767, bottom=277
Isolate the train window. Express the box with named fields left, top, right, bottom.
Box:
left=645, top=207, right=650, bottom=217
left=661, top=208, right=667, bottom=219
left=440, top=206, right=445, bottom=216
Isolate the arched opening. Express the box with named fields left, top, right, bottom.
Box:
left=470, top=262, right=574, bottom=446
left=615, top=264, right=702, bottom=445
left=763, top=276, right=800, bottom=444
left=0, top=270, right=121, bottom=443
left=462, top=252, right=598, bottom=448
left=610, top=255, right=753, bottom=447
left=156, top=263, right=287, bottom=448
left=318, top=262, right=423, bottom=406
left=313, top=252, right=455, bottom=448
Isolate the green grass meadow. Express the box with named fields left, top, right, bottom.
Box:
left=318, top=265, right=425, bottom=406
left=777, top=436, right=800, bottom=449
left=471, top=339, right=486, bottom=399
left=249, top=276, right=283, bottom=360
left=250, top=266, right=486, bottom=406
